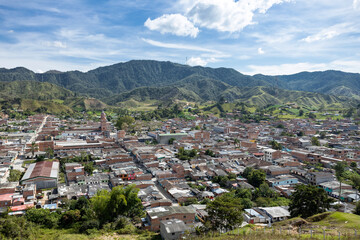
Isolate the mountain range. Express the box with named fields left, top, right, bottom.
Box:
left=0, top=60, right=360, bottom=110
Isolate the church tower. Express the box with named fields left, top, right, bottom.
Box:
left=100, top=111, right=108, bottom=132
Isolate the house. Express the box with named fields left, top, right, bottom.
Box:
left=243, top=208, right=268, bottom=224
left=144, top=206, right=196, bottom=231
left=257, top=206, right=290, bottom=222
left=264, top=149, right=281, bottom=162
left=267, top=175, right=299, bottom=187
left=319, top=180, right=353, bottom=200
left=306, top=172, right=335, bottom=185
left=160, top=219, right=189, bottom=240
left=20, top=160, right=59, bottom=189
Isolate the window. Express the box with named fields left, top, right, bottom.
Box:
left=183, top=216, right=186, bottom=218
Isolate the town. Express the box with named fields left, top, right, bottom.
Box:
left=1, top=108, right=360, bottom=239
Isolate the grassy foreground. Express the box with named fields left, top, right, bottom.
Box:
left=192, top=212, right=360, bottom=240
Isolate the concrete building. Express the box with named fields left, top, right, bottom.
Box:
left=160, top=219, right=189, bottom=240
left=156, top=133, right=188, bottom=145
left=306, top=172, right=334, bottom=185
left=144, top=206, right=196, bottom=231
left=20, top=161, right=59, bottom=189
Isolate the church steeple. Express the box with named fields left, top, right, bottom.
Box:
left=100, top=111, right=107, bottom=132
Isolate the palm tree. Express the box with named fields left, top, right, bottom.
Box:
left=234, top=138, right=240, bottom=148
left=45, top=147, right=54, bottom=159
left=30, top=142, right=38, bottom=158
left=335, top=162, right=346, bottom=201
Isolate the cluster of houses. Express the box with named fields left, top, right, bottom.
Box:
left=1, top=111, right=360, bottom=239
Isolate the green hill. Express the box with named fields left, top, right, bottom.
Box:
left=1, top=60, right=360, bottom=109
left=0, top=81, right=74, bottom=100
left=254, top=70, right=360, bottom=98
left=192, top=212, right=360, bottom=240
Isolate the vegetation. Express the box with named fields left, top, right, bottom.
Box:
left=176, top=147, right=198, bottom=160
left=334, top=162, right=347, bottom=201
left=115, top=116, right=135, bottom=130
left=8, top=169, right=23, bottom=182
left=206, top=192, right=243, bottom=232
left=0, top=61, right=359, bottom=115
left=311, top=136, right=320, bottom=146
left=269, top=140, right=282, bottom=150
left=289, top=184, right=333, bottom=218
left=243, top=167, right=266, bottom=188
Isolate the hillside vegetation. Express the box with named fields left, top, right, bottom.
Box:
left=1, top=60, right=360, bottom=110
left=192, top=212, right=360, bottom=240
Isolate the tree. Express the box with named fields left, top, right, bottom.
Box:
left=289, top=184, right=333, bottom=218
left=25, top=208, right=60, bottom=228
left=234, top=138, right=240, bottom=148
left=297, top=131, right=304, bottom=137
left=311, top=137, right=320, bottom=146
left=205, top=149, right=215, bottom=157
left=350, top=162, right=357, bottom=168
left=206, top=193, right=243, bottom=232
left=308, top=112, right=316, bottom=119
left=257, top=183, right=277, bottom=198
left=60, top=209, right=81, bottom=227
left=243, top=167, right=253, bottom=179
left=247, top=169, right=266, bottom=188
left=319, top=132, right=326, bottom=139
left=335, top=162, right=347, bottom=201
left=30, top=142, right=38, bottom=158
left=168, top=138, right=176, bottom=144
left=269, top=140, right=282, bottom=150
left=91, top=185, right=144, bottom=224
left=84, top=162, right=94, bottom=175
left=0, top=217, right=34, bottom=239
left=350, top=173, right=360, bottom=202
left=8, top=169, right=23, bottom=182
left=115, top=116, right=135, bottom=130
left=354, top=201, right=360, bottom=215
left=45, top=147, right=54, bottom=159
left=299, top=109, right=304, bottom=116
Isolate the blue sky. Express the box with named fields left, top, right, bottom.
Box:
left=0, top=0, right=359, bottom=75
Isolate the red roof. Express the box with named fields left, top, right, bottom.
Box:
left=253, top=153, right=264, bottom=156
left=10, top=203, right=34, bottom=211
left=0, top=194, right=13, bottom=201
left=30, top=161, right=57, bottom=178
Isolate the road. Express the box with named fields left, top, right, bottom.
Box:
left=153, top=178, right=178, bottom=205
left=27, top=115, right=48, bottom=144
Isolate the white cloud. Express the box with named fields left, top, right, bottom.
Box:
left=258, top=47, right=265, bottom=54
left=303, top=30, right=340, bottom=43
left=53, top=41, right=67, bottom=48
left=354, top=0, right=359, bottom=9
left=243, top=60, right=360, bottom=75
left=185, top=0, right=291, bottom=33
left=142, top=38, right=220, bottom=53
left=186, top=56, right=218, bottom=66
left=186, top=57, right=208, bottom=66
left=144, top=14, right=199, bottom=37
left=302, top=23, right=353, bottom=43
left=145, top=0, right=291, bottom=37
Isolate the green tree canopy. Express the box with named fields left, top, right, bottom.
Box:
left=91, top=185, right=144, bottom=224
left=115, top=116, right=135, bottom=130
left=247, top=169, right=266, bottom=188
left=311, top=137, right=320, bottom=146
left=289, top=184, right=333, bottom=218
left=206, top=192, right=243, bottom=232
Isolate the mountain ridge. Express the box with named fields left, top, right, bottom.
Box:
left=1, top=60, right=360, bottom=109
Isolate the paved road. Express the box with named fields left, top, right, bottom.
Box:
left=153, top=178, right=178, bottom=204
left=27, top=115, right=48, bottom=144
